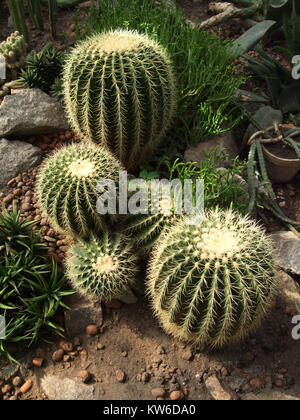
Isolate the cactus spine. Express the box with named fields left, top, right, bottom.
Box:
left=148, top=209, right=278, bottom=348
left=62, top=29, right=176, bottom=171
left=123, top=185, right=180, bottom=252
left=36, top=142, right=123, bottom=238
left=66, top=231, right=139, bottom=301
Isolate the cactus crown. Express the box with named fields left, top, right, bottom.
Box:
left=36, top=142, right=122, bottom=238
left=62, top=29, right=176, bottom=170
left=66, top=230, right=139, bottom=301
left=148, top=209, right=278, bottom=348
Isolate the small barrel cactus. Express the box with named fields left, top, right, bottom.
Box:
left=148, top=209, right=278, bottom=348
left=0, top=31, right=27, bottom=79
left=62, top=29, right=176, bottom=171
left=66, top=231, right=139, bottom=301
left=36, top=142, right=122, bottom=238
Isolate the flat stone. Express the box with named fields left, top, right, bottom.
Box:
left=184, top=131, right=239, bottom=168
left=64, top=293, right=103, bottom=337
left=277, top=270, right=300, bottom=314
left=0, top=139, right=42, bottom=188
left=205, top=374, right=234, bottom=400
left=269, top=231, right=300, bottom=275
left=242, top=390, right=300, bottom=401
left=41, top=375, right=94, bottom=400
left=0, top=88, right=69, bottom=137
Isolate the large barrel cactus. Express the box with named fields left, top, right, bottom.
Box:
left=66, top=231, right=139, bottom=301
left=148, top=209, right=278, bottom=348
left=36, top=142, right=123, bottom=238
left=62, top=29, right=176, bottom=171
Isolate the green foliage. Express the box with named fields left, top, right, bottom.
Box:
left=244, top=2, right=300, bottom=113
left=7, top=0, right=58, bottom=44
left=7, top=0, right=29, bottom=44
left=0, top=207, right=73, bottom=362
left=36, top=142, right=123, bottom=238
left=77, top=0, right=245, bottom=143
left=19, top=44, right=64, bottom=94
left=245, top=44, right=300, bottom=113
left=123, top=148, right=247, bottom=253
left=66, top=230, right=139, bottom=301
left=166, top=148, right=248, bottom=213
left=50, top=78, right=64, bottom=102
left=62, top=29, right=176, bottom=171
left=27, top=0, right=44, bottom=30
left=147, top=208, right=278, bottom=348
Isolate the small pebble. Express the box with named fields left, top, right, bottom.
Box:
left=20, top=379, right=33, bottom=394
left=170, top=390, right=184, bottom=401
left=79, top=370, right=91, bottom=383
left=12, top=376, right=23, bottom=387
left=52, top=349, right=64, bottom=362
left=32, top=357, right=44, bottom=367
left=86, top=324, right=98, bottom=336
left=151, top=388, right=166, bottom=398
left=116, top=369, right=126, bottom=383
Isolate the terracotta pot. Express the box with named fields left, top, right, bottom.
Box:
left=262, top=144, right=300, bottom=183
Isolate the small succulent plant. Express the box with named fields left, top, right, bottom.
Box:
left=0, top=31, right=27, bottom=79
left=62, top=29, right=176, bottom=170
left=148, top=209, right=278, bottom=348
left=36, top=142, right=123, bottom=238
left=66, top=230, right=139, bottom=301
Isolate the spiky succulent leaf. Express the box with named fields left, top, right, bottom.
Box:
left=62, top=29, right=176, bottom=170
left=66, top=231, right=139, bottom=301
left=36, top=142, right=123, bottom=238
left=148, top=209, right=278, bottom=348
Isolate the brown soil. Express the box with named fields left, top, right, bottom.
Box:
left=266, top=137, right=300, bottom=160
left=1, top=291, right=300, bottom=401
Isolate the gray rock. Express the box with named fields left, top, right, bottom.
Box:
left=184, top=131, right=239, bottom=168
left=269, top=231, right=300, bottom=275
left=0, top=88, right=69, bottom=137
left=205, top=374, right=236, bottom=400
left=248, top=106, right=283, bottom=138
left=41, top=375, right=94, bottom=400
left=0, top=138, right=42, bottom=188
left=64, top=293, right=103, bottom=337
left=277, top=270, right=300, bottom=314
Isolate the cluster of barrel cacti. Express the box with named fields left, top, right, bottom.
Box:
left=0, top=32, right=27, bottom=79
left=35, top=28, right=278, bottom=348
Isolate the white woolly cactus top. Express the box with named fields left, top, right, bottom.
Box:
left=77, top=29, right=163, bottom=54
